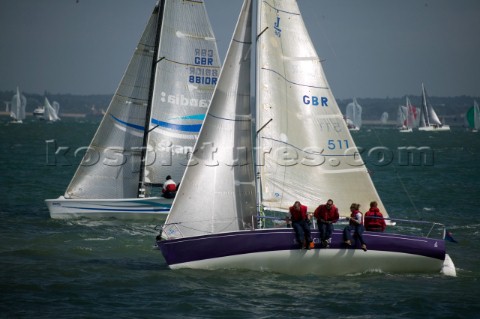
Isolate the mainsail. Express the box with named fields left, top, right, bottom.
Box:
left=380, top=112, right=388, bottom=124
left=44, top=97, right=60, bottom=122
left=345, top=98, right=362, bottom=129
left=256, top=0, right=383, bottom=217
left=420, top=83, right=442, bottom=127
left=164, top=0, right=388, bottom=240
left=64, top=0, right=220, bottom=200
left=10, top=87, right=26, bottom=122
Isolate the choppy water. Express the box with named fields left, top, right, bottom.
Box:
left=1, top=119, right=479, bottom=318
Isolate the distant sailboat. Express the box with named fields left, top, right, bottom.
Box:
left=380, top=112, right=388, bottom=125
left=465, top=100, right=480, bottom=132
left=45, top=0, right=221, bottom=219
left=157, top=0, right=453, bottom=276
left=418, top=83, right=450, bottom=131
left=398, top=97, right=416, bottom=133
left=43, top=97, right=61, bottom=122
left=345, top=98, right=362, bottom=130
left=9, top=87, right=26, bottom=124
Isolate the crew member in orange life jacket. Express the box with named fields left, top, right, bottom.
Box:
left=162, top=175, right=177, bottom=199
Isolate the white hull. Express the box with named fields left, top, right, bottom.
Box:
left=399, top=127, right=413, bottom=133
left=46, top=196, right=171, bottom=220
left=418, top=125, right=450, bottom=131
left=169, top=249, right=445, bottom=276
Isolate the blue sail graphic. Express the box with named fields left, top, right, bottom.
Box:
left=150, top=114, right=205, bottom=132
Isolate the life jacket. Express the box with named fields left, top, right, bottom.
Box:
left=163, top=179, right=176, bottom=193
left=349, top=210, right=363, bottom=226
left=314, top=204, right=339, bottom=223
left=289, top=204, right=308, bottom=222
left=364, top=207, right=385, bottom=231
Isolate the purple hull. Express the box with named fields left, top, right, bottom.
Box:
left=157, top=228, right=446, bottom=275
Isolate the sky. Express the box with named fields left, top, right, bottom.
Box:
left=0, top=0, right=479, bottom=99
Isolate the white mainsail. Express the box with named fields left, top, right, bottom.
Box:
left=164, top=0, right=388, bottom=240
left=63, top=0, right=220, bottom=200
left=10, top=87, right=26, bottom=123
left=345, top=98, right=362, bottom=129
left=256, top=1, right=383, bottom=217
left=397, top=105, right=407, bottom=126
left=380, top=112, right=388, bottom=124
left=420, top=83, right=441, bottom=126
left=43, top=97, right=60, bottom=122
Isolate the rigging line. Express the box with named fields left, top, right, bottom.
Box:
left=256, top=118, right=272, bottom=135
left=261, top=67, right=328, bottom=89
left=262, top=1, right=300, bottom=15
left=208, top=113, right=251, bottom=122
left=371, top=130, right=420, bottom=217
left=160, top=57, right=220, bottom=69
left=259, top=136, right=357, bottom=157
left=256, top=27, right=268, bottom=41
left=114, top=93, right=148, bottom=104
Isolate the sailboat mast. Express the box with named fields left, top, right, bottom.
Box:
left=138, top=0, right=165, bottom=197
left=254, top=0, right=265, bottom=222
left=421, top=83, right=431, bottom=126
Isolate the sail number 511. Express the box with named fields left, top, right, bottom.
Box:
left=328, top=139, right=349, bottom=150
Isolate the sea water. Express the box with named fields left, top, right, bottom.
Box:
left=1, top=119, right=479, bottom=318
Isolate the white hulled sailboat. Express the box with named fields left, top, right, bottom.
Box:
left=46, top=0, right=221, bottom=219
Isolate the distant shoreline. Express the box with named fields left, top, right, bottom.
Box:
left=0, top=111, right=89, bottom=118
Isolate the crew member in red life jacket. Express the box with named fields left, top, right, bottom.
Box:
left=314, top=199, right=339, bottom=248
left=162, top=175, right=177, bottom=199
left=343, top=203, right=367, bottom=251
left=364, top=201, right=386, bottom=232
left=288, top=201, right=312, bottom=249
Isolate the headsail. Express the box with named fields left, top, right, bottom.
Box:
left=163, top=0, right=255, bottom=238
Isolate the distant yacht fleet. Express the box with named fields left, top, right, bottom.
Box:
left=343, top=83, right=475, bottom=132
left=2, top=84, right=477, bottom=132
left=4, top=86, right=61, bottom=123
